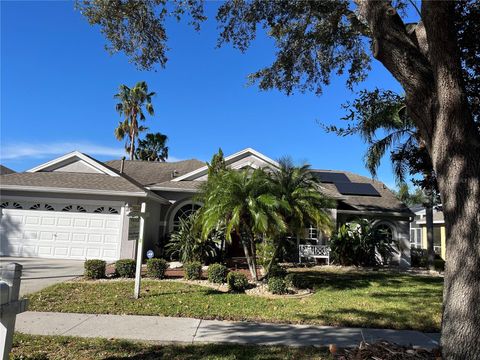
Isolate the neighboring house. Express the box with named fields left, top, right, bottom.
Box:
left=0, top=165, right=15, bottom=175
left=409, top=205, right=446, bottom=260
left=0, top=148, right=413, bottom=266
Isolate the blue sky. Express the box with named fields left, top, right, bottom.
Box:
left=2, top=1, right=408, bottom=189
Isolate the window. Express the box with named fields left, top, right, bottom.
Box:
left=0, top=202, right=22, bottom=209
left=94, top=206, right=119, bottom=214
left=308, top=226, right=318, bottom=240
left=29, top=203, right=54, bottom=211
left=62, top=205, right=87, bottom=213
left=376, top=224, right=393, bottom=242
left=172, top=203, right=201, bottom=232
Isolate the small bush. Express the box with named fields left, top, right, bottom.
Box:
left=207, top=263, right=228, bottom=284
left=410, top=248, right=428, bottom=268
left=268, top=264, right=287, bottom=279
left=227, top=272, right=248, bottom=292
left=146, top=258, right=168, bottom=279
left=285, top=273, right=311, bottom=289
left=84, top=259, right=106, bottom=279
left=115, top=259, right=136, bottom=278
left=268, top=277, right=287, bottom=295
left=433, top=258, right=445, bottom=272
left=184, top=261, right=202, bottom=280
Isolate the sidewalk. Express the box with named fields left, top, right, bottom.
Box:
left=15, top=311, right=440, bottom=349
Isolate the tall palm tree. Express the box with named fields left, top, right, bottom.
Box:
left=114, top=81, right=156, bottom=160
left=135, top=132, right=168, bottom=161
left=267, top=158, right=333, bottom=274
left=199, top=168, right=287, bottom=280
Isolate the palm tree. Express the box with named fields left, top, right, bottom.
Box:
left=266, top=158, right=333, bottom=274
left=135, top=132, right=168, bottom=161
left=114, top=81, right=156, bottom=160
left=199, top=168, right=287, bottom=280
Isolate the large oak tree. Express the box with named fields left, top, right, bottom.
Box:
left=78, top=1, right=479, bottom=358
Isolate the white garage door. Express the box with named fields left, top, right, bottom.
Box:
left=0, top=201, right=123, bottom=261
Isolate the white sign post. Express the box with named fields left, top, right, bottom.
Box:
left=130, top=202, right=147, bottom=299
left=1, top=263, right=28, bottom=360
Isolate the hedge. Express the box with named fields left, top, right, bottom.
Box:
left=84, top=259, right=106, bottom=279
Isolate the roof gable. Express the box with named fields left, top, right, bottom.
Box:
left=28, top=151, right=119, bottom=177
left=172, top=148, right=279, bottom=182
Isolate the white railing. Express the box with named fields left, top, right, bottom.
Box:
left=299, top=245, right=330, bottom=264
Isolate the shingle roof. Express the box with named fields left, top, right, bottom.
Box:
left=151, top=180, right=204, bottom=191
left=0, top=172, right=147, bottom=194
left=0, top=165, right=15, bottom=175
left=104, top=159, right=205, bottom=186
left=311, top=169, right=411, bottom=214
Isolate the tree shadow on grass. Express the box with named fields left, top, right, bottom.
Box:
left=101, top=342, right=327, bottom=360
left=290, top=270, right=443, bottom=291
left=296, top=307, right=440, bottom=332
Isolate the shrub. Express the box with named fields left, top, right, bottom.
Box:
left=268, top=264, right=287, bottom=279
left=433, top=258, right=445, bottom=272
left=410, top=248, right=428, bottom=268
left=115, top=259, right=136, bottom=278
left=184, top=261, right=202, bottom=280
left=146, top=258, right=168, bottom=279
left=84, top=259, right=106, bottom=279
left=285, top=273, right=311, bottom=289
left=165, top=212, right=218, bottom=263
left=207, top=263, right=228, bottom=284
left=227, top=272, right=248, bottom=292
left=268, top=277, right=287, bottom=294
left=330, top=220, right=397, bottom=267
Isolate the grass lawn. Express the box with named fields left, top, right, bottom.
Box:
left=12, top=333, right=330, bottom=360
left=27, top=267, right=443, bottom=332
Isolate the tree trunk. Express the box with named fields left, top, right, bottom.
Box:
left=265, top=238, right=281, bottom=278
left=425, top=203, right=435, bottom=268
left=240, top=232, right=257, bottom=281
left=129, top=129, right=135, bottom=160
left=357, top=2, right=480, bottom=358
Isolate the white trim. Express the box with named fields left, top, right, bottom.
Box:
left=171, top=148, right=279, bottom=182
left=0, top=185, right=145, bottom=197
left=0, top=184, right=168, bottom=204
left=416, top=220, right=445, bottom=225
left=147, top=186, right=200, bottom=193
left=27, top=151, right=120, bottom=177
left=0, top=195, right=124, bottom=207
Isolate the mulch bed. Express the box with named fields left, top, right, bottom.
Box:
left=105, top=263, right=260, bottom=280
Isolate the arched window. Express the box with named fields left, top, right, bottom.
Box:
left=375, top=224, right=393, bottom=242
left=172, top=203, right=201, bottom=232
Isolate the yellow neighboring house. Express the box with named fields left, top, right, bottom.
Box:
left=409, top=205, right=447, bottom=260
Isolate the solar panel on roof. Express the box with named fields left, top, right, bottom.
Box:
left=335, top=182, right=381, bottom=196
left=313, top=172, right=350, bottom=183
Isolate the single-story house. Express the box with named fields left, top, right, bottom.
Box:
left=409, top=205, right=446, bottom=259
left=0, top=148, right=413, bottom=266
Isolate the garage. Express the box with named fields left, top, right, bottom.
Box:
left=0, top=200, right=123, bottom=261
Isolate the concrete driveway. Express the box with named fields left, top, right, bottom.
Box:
left=0, top=257, right=84, bottom=297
